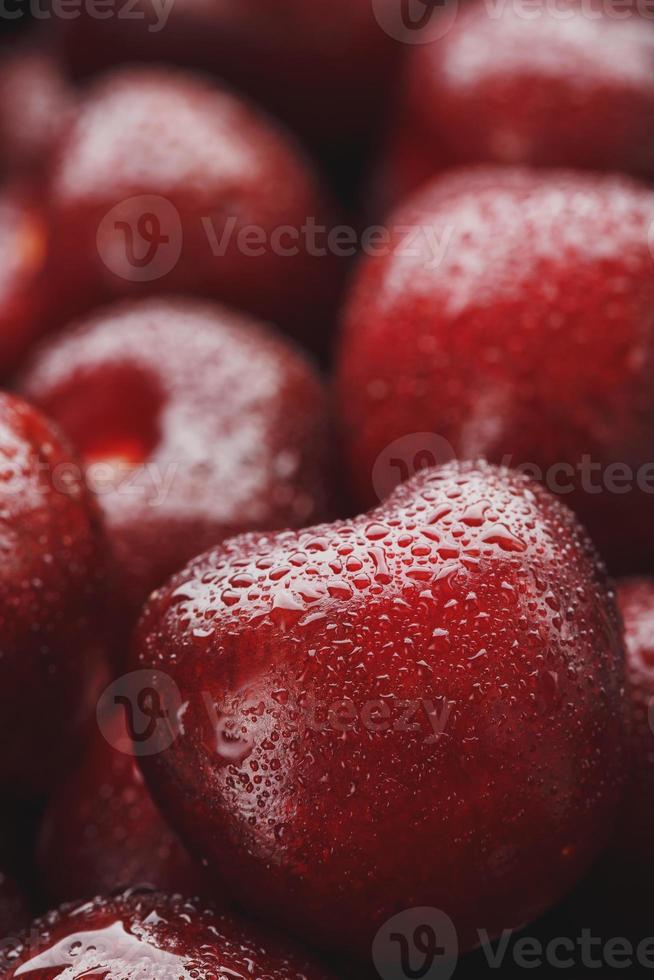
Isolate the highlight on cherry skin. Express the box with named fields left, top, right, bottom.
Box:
left=338, top=166, right=654, bottom=574
left=376, top=1, right=654, bottom=211
left=18, top=295, right=333, bottom=655
left=132, top=461, right=625, bottom=961
left=0, top=892, right=337, bottom=980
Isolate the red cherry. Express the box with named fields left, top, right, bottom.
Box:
left=379, top=3, right=654, bottom=209
left=0, top=184, right=49, bottom=376
left=0, top=892, right=336, bottom=978
left=608, top=578, right=654, bottom=866
left=0, top=47, right=73, bottom=178
left=43, top=67, right=342, bottom=351
left=564, top=578, right=654, bottom=933
left=58, top=0, right=398, bottom=152
left=338, top=167, right=654, bottom=573
left=19, top=297, right=333, bottom=647
left=36, top=708, right=208, bottom=904
left=0, top=873, right=28, bottom=942
left=132, top=462, right=624, bottom=958
left=0, top=393, right=106, bottom=798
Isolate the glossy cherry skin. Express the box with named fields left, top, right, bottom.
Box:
left=0, top=892, right=336, bottom=979
left=59, top=0, right=398, bottom=153
left=19, top=296, right=332, bottom=651
left=133, top=462, right=625, bottom=959
left=0, top=393, right=106, bottom=798
left=379, top=3, right=654, bottom=210
left=36, top=709, right=208, bottom=905
left=0, top=184, right=50, bottom=376
left=338, top=167, right=654, bottom=573
left=43, top=67, right=342, bottom=351
left=0, top=47, right=73, bottom=178
left=0, top=874, right=28, bottom=942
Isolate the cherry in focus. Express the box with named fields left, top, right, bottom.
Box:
left=0, top=892, right=336, bottom=979
left=133, top=461, right=625, bottom=958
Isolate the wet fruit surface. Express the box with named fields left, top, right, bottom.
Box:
left=19, top=296, right=332, bottom=649
left=0, top=873, right=28, bottom=942
left=0, top=892, right=336, bottom=979
left=0, top=393, right=106, bottom=797
left=338, top=167, right=654, bottom=572
left=379, top=3, right=654, bottom=208
left=36, top=709, right=208, bottom=904
left=133, top=462, right=625, bottom=958
left=44, top=67, right=341, bottom=351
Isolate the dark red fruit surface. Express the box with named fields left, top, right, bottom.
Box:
left=0, top=48, right=73, bottom=177
left=36, top=709, right=207, bottom=904
left=0, top=185, right=49, bottom=376
left=338, top=167, right=654, bottom=572
left=609, top=579, right=654, bottom=864
left=564, top=578, right=654, bottom=933
left=0, top=892, right=335, bottom=978
left=0, top=393, right=105, bottom=797
left=379, top=3, right=654, bottom=209
left=133, top=462, right=625, bottom=958
left=59, top=0, right=398, bottom=152
left=20, top=297, right=332, bottom=644
left=44, top=67, right=341, bottom=350
left=0, top=874, right=28, bottom=941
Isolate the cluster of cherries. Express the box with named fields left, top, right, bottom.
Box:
left=1, top=1, right=654, bottom=977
